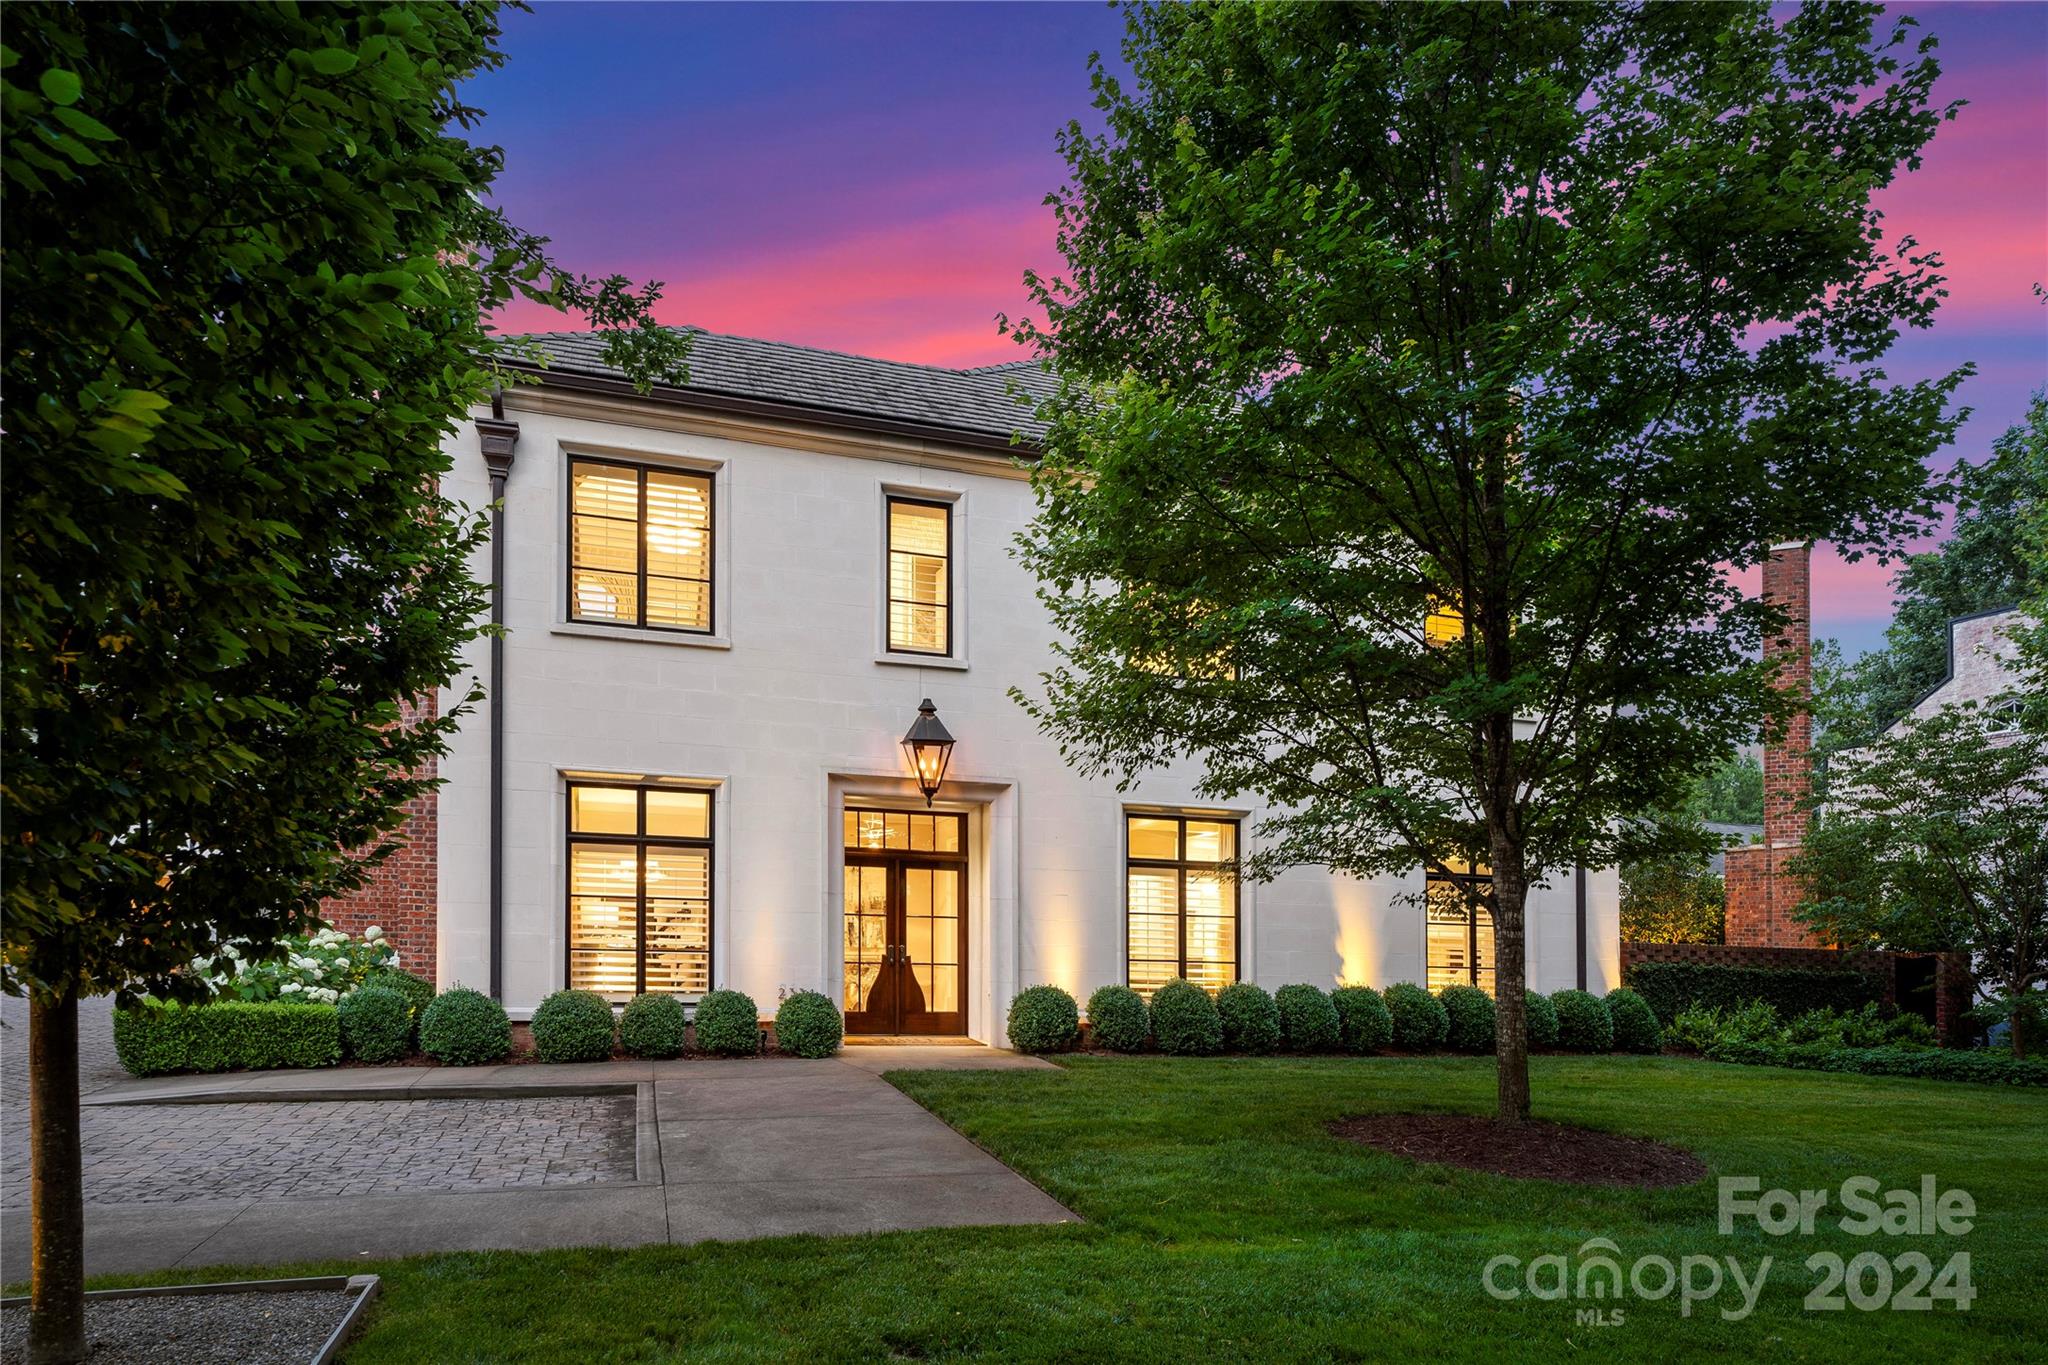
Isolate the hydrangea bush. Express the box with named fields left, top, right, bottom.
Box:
left=189, top=924, right=398, bottom=1006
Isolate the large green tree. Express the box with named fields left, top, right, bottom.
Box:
left=1012, top=1, right=1961, bottom=1123
left=1, top=5, right=682, bottom=1360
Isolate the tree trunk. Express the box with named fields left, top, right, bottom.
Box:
left=1491, top=863, right=1532, bottom=1124
left=28, top=992, right=86, bottom=1365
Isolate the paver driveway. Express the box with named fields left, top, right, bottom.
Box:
left=0, top=1039, right=1074, bottom=1280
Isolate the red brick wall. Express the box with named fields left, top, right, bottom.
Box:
left=318, top=694, right=438, bottom=980
left=1727, top=543, right=1820, bottom=947
left=1621, top=942, right=1974, bottom=1044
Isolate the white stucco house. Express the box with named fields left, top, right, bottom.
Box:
left=334, top=327, right=1620, bottom=1043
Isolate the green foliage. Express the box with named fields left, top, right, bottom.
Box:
left=418, top=987, right=511, bottom=1067
left=1330, top=986, right=1393, bottom=1054
left=1272, top=984, right=1340, bottom=1053
left=337, top=985, right=412, bottom=1064
left=1551, top=990, right=1614, bottom=1053
left=1620, top=856, right=1725, bottom=945
left=113, top=1000, right=341, bottom=1076
left=192, top=925, right=401, bottom=1005
left=1214, top=982, right=1280, bottom=1054
left=530, top=989, right=617, bottom=1064
left=1007, top=2, right=1961, bottom=1121
left=1382, top=983, right=1448, bottom=1051
left=692, top=990, right=760, bottom=1058
left=1007, top=986, right=1081, bottom=1055
left=1604, top=989, right=1664, bottom=1054
left=619, top=994, right=688, bottom=1060
left=774, top=991, right=844, bottom=1059
left=1689, top=753, right=1765, bottom=826
left=365, top=968, right=435, bottom=1042
left=1147, top=980, right=1222, bottom=1056
left=1522, top=990, right=1560, bottom=1050
left=1787, top=1047, right=2048, bottom=1087
left=1794, top=702, right=2048, bottom=1056
left=1437, top=985, right=1496, bottom=1054
left=1625, top=961, right=1880, bottom=1024
left=1677, top=1000, right=2046, bottom=1085
left=1786, top=1002, right=1936, bottom=1051
left=1085, top=985, right=1150, bottom=1053
left=1, top=3, right=687, bottom=1009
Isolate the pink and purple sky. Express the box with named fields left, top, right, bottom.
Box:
left=475, top=2, right=2047, bottom=657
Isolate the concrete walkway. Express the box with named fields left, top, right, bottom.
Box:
left=0, top=1047, right=1075, bottom=1280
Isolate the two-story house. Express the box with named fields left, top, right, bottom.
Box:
left=325, top=327, right=1620, bottom=1043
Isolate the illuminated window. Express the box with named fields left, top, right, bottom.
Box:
left=1425, top=597, right=1465, bottom=646
left=886, top=497, right=951, bottom=655
left=567, top=782, right=712, bottom=1002
left=569, top=459, right=713, bottom=632
left=1425, top=862, right=1494, bottom=995
left=1126, top=814, right=1239, bottom=997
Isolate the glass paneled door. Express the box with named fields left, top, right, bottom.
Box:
left=842, top=810, right=968, bottom=1035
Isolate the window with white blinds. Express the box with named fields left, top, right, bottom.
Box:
left=886, top=496, right=951, bottom=655
left=566, top=782, right=713, bottom=1002
left=569, top=459, right=713, bottom=633
left=1126, top=814, right=1239, bottom=998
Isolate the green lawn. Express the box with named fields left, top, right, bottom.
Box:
left=108, top=1056, right=2048, bottom=1360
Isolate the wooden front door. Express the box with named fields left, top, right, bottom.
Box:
left=842, top=810, right=967, bottom=1035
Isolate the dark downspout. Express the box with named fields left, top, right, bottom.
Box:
left=476, top=396, right=521, bottom=1002
left=1574, top=864, right=1588, bottom=992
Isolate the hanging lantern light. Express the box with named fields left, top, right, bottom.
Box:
left=900, top=698, right=956, bottom=808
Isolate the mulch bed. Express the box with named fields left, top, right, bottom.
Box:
left=1328, top=1113, right=1707, bottom=1188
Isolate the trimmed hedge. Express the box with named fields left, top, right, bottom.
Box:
left=1274, top=984, right=1340, bottom=1053
left=337, top=986, right=412, bottom=1064
left=1438, top=984, right=1496, bottom=1053
left=364, top=967, right=435, bottom=1041
left=1331, top=986, right=1393, bottom=1054
left=693, top=989, right=761, bottom=1057
left=114, top=1000, right=341, bottom=1077
left=1626, top=961, right=1879, bottom=1024
left=1383, top=981, right=1448, bottom=1050
left=1215, top=982, right=1281, bottom=1054
left=1703, top=1042, right=2048, bottom=1087
left=775, top=990, right=844, bottom=1058
left=1007, top=985, right=1080, bottom=1054
left=620, top=993, right=688, bottom=1059
left=531, top=989, right=617, bottom=1063
left=1605, top=988, right=1663, bottom=1054
left=1086, top=985, right=1150, bottom=1053
left=1149, top=979, right=1223, bottom=1056
left=419, top=987, right=511, bottom=1066
left=1551, top=989, right=1614, bottom=1053
left=1523, top=990, right=1560, bottom=1049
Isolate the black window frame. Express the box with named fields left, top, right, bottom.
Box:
left=1123, top=812, right=1241, bottom=993
left=1425, top=865, right=1494, bottom=992
left=884, top=494, right=953, bottom=657
left=563, top=780, right=716, bottom=999
left=566, top=456, right=716, bottom=635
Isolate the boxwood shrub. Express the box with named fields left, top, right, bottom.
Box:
left=1214, top=982, right=1280, bottom=1054
left=1523, top=989, right=1560, bottom=1049
left=337, top=985, right=412, bottom=1064
left=620, top=993, right=688, bottom=1059
left=1007, top=985, right=1081, bottom=1054
left=1331, top=986, right=1393, bottom=1053
left=1148, top=979, right=1223, bottom=1056
left=692, top=989, right=761, bottom=1057
left=114, top=1000, right=342, bottom=1077
left=531, top=989, right=617, bottom=1063
left=1625, top=961, right=1879, bottom=1024
left=1086, top=985, right=1150, bottom=1053
left=1274, top=984, right=1340, bottom=1052
left=1605, top=987, right=1663, bottom=1054
left=419, top=986, right=511, bottom=1066
left=775, top=990, right=844, bottom=1058
left=363, top=967, right=435, bottom=1041
left=1383, top=981, right=1448, bottom=1050
left=1551, top=989, right=1614, bottom=1053
left=1438, top=983, right=1496, bottom=1053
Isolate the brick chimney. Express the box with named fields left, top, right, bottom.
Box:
left=1724, top=542, right=1822, bottom=948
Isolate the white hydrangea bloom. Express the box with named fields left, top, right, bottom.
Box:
left=281, top=981, right=303, bottom=994
left=363, top=926, right=384, bottom=942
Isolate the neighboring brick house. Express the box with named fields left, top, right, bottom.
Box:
left=1884, top=606, right=2028, bottom=743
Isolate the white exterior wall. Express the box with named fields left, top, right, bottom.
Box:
left=435, top=392, right=1620, bottom=1037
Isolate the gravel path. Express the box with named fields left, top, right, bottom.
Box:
left=0, top=1288, right=355, bottom=1364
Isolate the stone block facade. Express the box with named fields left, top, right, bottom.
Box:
left=318, top=694, right=439, bottom=979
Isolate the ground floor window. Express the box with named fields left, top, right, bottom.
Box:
left=1126, top=813, right=1239, bottom=997
left=566, top=781, right=712, bottom=1001
left=1426, top=862, right=1494, bottom=995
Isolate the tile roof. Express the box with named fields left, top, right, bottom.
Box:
left=504, top=327, right=1055, bottom=448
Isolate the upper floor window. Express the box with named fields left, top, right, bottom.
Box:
left=570, top=459, right=713, bottom=633
left=1126, top=814, right=1239, bottom=997
left=1425, top=861, right=1493, bottom=995
left=886, top=496, right=952, bottom=655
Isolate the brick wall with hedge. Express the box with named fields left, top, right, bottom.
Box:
left=1622, top=942, right=1973, bottom=1043
left=319, top=693, right=438, bottom=974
